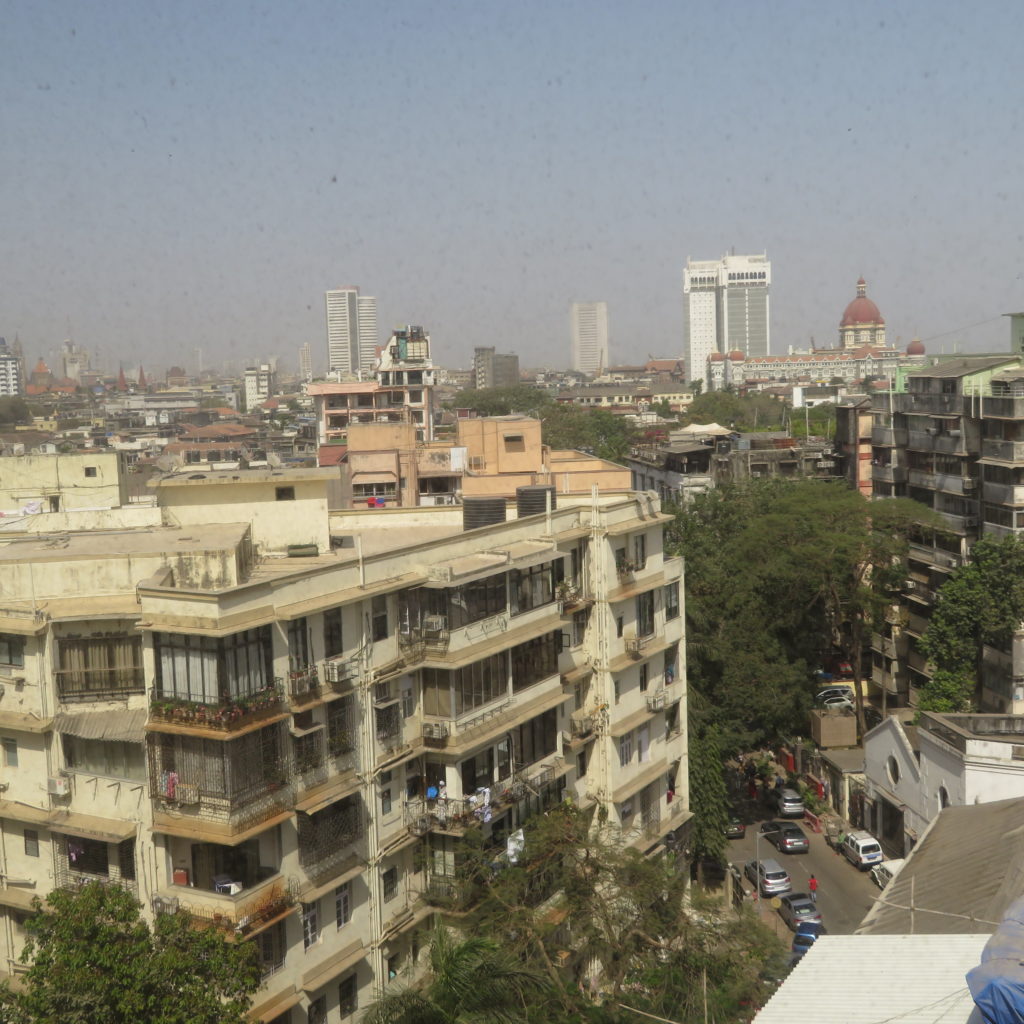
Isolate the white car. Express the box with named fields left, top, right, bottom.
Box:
left=822, top=695, right=854, bottom=710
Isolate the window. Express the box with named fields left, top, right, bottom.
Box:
left=613, top=679, right=621, bottom=705
left=461, top=749, right=494, bottom=793
left=938, top=786, right=950, bottom=810
left=423, top=651, right=507, bottom=718
left=887, top=756, right=900, bottom=786
left=576, top=751, right=587, bottom=779
left=510, top=632, right=560, bottom=692
left=84, top=466, right=97, bottom=477
left=335, top=882, right=352, bottom=929
left=63, top=736, right=145, bottom=781
left=0, top=634, right=25, bottom=667
left=380, top=771, right=393, bottom=816
left=639, top=664, right=649, bottom=693
left=293, top=731, right=323, bottom=775
left=616, top=616, right=624, bottom=638
left=118, top=838, right=136, bottom=881
left=67, top=836, right=108, bottom=875
left=154, top=627, right=272, bottom=703
left=503, top=433, right=525, bottom=452
left=372, top=596, right=389, bottom=642
left=2, top=738, right=17, bottom=767
left=382, top=866, right=398, bottom=903
left=400, top=679, right=414, bottom=719
left=301, top=900, right=320, bottom=950
left=276, top=486, right=295, bottom=501
left=509, top=562, right=556, bottom=615
left=57, top=635, right=144, bottom=700
left=636, top=592, right=655, bottom=638
left=327, top=696, right=355, bottom=757
left=287, top=617, right=311, bottom=672
left=308, top=995, right=327, bottom=1024
left=24, top=829, right=39, bottom=857
left=633, top=534, right=646, bottom=569
left=637, top=725, right=650, bottom=763
left=571, top=609, right=587, bottom=647
left=339, top=974, right=358, bottom=1017
left=388, top=953, right=400, bottom=980
left=619, top=732, right=633, bottom=766
left=512, top=708, right=558, bottom=766
left=323, top=608, right=343, bottom=658
left=665, top=583, right=680, bottom=620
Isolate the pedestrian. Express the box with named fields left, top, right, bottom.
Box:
left=808, top=874, right=818, bottom=902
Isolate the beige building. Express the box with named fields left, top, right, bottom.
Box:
left=0, top=452, right=129, bottom=515
left=0, top=469, right=687, bottom=1023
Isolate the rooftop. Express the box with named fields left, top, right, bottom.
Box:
left=149, top=467, right=337, bottom=489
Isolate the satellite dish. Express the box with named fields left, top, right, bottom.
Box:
left=154, top=455, right=176, bottom=472
left=267, top=452, right=282, bottom=468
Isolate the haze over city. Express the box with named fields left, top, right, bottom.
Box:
left=3, top=0, right=1023, bottom=373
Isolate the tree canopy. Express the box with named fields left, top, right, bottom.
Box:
left=0, top=397, right=30, bottom=425
left=667, top=478, right=928, bottom=748
left=919, top=536, right=1024, bottom=712
left=0, top=882, right=261, bottom=1024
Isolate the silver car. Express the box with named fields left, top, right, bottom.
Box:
left=778, top=893, right=823, bottom=931
left=769, top=787, right=806, bottom=818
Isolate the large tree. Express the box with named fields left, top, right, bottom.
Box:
left=0, top=882, right=262, bottom=1024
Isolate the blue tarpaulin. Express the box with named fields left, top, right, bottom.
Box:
left=967, top=896, right=1024, bottom=1024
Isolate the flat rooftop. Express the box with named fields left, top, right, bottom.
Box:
left=149, top=467, right=337, bottom=488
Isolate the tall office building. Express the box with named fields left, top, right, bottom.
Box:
left=570, top=301, right=609, bottom=374
left=325, top=286, right=378, bottom=376
left=683, top=253, right=771, bottom=381
left=473, top=347, right=520, bottom=389
left=298, top=342, right=313, bottom=383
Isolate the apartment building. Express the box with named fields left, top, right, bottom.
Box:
left=867, top=348, right=1024, bottom=712
left=0, top=469, right=688, bottom=1023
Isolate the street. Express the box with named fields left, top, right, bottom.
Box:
left=726, top=797, right=879, bottom=939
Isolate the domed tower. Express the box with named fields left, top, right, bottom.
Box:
left=906, top=336, right=925, bottom=356
left=839, top=277, right=886, bottom=350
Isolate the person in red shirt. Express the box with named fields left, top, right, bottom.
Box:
left=808, top=874, right=818, bottom=902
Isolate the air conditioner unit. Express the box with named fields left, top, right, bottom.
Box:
left=422, top=722, right=449, bottom=740
left=926, top=427, right=939, bottom=436
left=422, top=615, right=447, bottom=634
left=962, top=479, right=975, bottom=490
left=904, top=579, right=916, bottom=590
left=47, top=776, right=70, bottom=797
left=964, top=516, right=979, bottom=528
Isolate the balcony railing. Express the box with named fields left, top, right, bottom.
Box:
left=154, top=876, right=297, bottom=937
left=625, top=636, right=651, bottom=658
left=55, top=666, right=145, bottom=702
left=645, top=691, right=666, bottom=712
left=287, top=666, right=320, bottom=704
left=149, top=683, right=284, bottom=732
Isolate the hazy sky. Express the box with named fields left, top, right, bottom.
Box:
left=3, top=0, right=1023, bottom=375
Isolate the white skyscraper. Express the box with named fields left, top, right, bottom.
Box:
left=325, top=286, right=378, bottom=375
left=683, top=253, right=771, bottom=381
left=298, top=342, right=312, bottom=382
left=570, top=301, right=609, bottom=374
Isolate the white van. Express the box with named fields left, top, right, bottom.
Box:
left=871, top=858, right=905, bottom=889
left=841, top=830, right=884, bottom=870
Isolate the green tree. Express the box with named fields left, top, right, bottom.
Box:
left=919, top=536, right=1024, bottom=711
left=687, top=721, right=729, bottom=879
left=0, top=882, right=261, bottom=1024
left=0, top=397, right=30, bottom=425
left=540, top=405, right=636, bottom=463
left=362, top=925, right=548, bottom=1024
left=449, top=386, right=552, bottom=418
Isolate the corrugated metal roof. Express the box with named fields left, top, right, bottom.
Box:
left=858, top=796, right=1024, bottom=935
left=754, top=934, right=987, bottom=1024
left=53, top=708, right=147, bottom=743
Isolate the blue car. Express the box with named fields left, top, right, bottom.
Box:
left=791, top=921, right=823, bottom=961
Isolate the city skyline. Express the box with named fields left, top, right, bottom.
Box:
left=3, top=2, right=1023, bottom=371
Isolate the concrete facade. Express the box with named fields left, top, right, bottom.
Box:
left=0, top=478, right=688, bottom=1022
left=0, top=452, right=129, bottom=514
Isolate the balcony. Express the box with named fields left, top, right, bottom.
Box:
left=421, top=721, right=451, bottom=747
left=298, top=797, right=365, bottom=886
left=982, top=481, right=1024, bottom=505
left=871, top=426, right=908, bottom=447
left=893, top=391, right=967, bottom=417
left=153, top=875, right=297, bottom=937
left=615, top=558, right=641, bottom=581
left=982, top=438, right=1024, bottom=463
left=625, top=635, right=652, bottom=659
left=556, top=584, right=592, bottom=615
left=871, top=465, right=907, bottom=485
left=287, top=666, right=320, bottom=705
left=645, top=691, right=666, bottom=712
left=55, top=665, right=145, bottom=702
left=149, top=684, right=284, bottom=734
left=421, top=875, right=474, bottom=910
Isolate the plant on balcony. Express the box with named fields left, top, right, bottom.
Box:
left=3, top=880, right=262, bottom=1024
left=615, top=557, right=638, bottom=578
left=556, top=580, right=581, bottom=605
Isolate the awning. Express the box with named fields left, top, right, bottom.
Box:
left=612, top=762, right=667, bottom=806
left=349, top=472, right=397, bottom=484
left=609, top=706, right=657, bottom=738
left=302, top=938, right=365, bottom=992
left=247, top=984, right=303, bottom=1022
left=0, top=801, right=56, bottom=826
left=299, top=857, right=364, bottom=903
left=0, top=886, right=41, bottom=911
left=53, top=708, right=147, bottom=743
left=0, top=711, right=52, bottom=734
left=295, top=773, right=362, bottom=816
left=47, top=810, right=138, bottom=843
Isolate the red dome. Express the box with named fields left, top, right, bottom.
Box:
left=709, top=352, right=725, bottom=362
left=840, top=277, right=885, bottom=327
left=728, top=350, right=744, bottom=361
left=906, top=337, right=925, bottom=355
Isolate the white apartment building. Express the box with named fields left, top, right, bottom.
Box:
left=326, top=287, right=379, bottom=377
left=245, top=364, right=278, bottom=412
left=570, top=302, right=609, bottom=375
left=0, top=468, right=688, bottom=1023
left=683, top=253, right=771, bottom=381
left=299, top=343, right=313, bottom=384
left=0, top=352, right=21, bottom=397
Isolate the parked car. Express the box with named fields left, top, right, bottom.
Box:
left=791, top=921, right=824, bottom=960
left=724, top=816, right=746, bottom=839
left=743, top=857, right=792, bottom=897
left=841, top=830, right=884, bottom=870
left=871, top=858, right=905, bottom=888
left=822, top=695, right=854, bottom=710
left=765, top=822, right=809, bottom=854
left=778, top=893, right=823, bottom=931
left=816, top=685, right=854, bottom=703
left=767, top=787, right=806, bottom=818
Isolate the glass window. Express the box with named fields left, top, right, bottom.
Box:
left=57, top=635, right=143, bottom=700
left=154, top=628, right=272, bottom=703
left=619, top=732, right=633, bottom=766
left=509, top=562, right=556, bottom=616
left=382, top=866, right=398, bottom=903
left=639, top=665, right=649, bottom=693
left=287, top=617, right=311, bottom=672
left=24, top=829, right=38, bottom=857
left=372, top=596, right=389, bottom=642
left=327, top=696, right=356, bottom=758
left=0, top=635, right=25, bottom=667
left=308, top=995, right=326, bottom=1024
left=68, top=836, right=108, bottom=875
left=64, top=736, right=145, bottom=781
left=636, top=592, right=655, bottom=638
left=2, top=738, right=17, bottom=767
left=302, top=900, right=320, bottom=950
left=510, top=632, right=560, bottom=693
left=335, top=882, right=351, bottom=928
left=665, top=583, right=680, bottom=620
left=512, top=709, right=558, bottom=766
left=339, top=974, right=358, bottom=1017
left=323, top=608, right=343, bottom=658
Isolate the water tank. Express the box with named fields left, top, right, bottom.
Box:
left=462, top=496, right=507, bottom=531
left=516, top=485, right=557, bottom=518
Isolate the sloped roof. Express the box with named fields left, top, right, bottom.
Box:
left=753, top=934, right=986, bottom=1024
left=858, top=796, right=1024, bottom=935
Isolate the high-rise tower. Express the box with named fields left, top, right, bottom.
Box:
left=683, top=253, right=771, bottom=381
left=570, top=301, right=609, bottom=374
left=325, top=286, right=378, bottom=375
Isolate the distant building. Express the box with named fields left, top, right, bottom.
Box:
left=570, top=302, right=609, bottom=374
left=325, top=286, right=378, bottom=375
left=243, top=364, right=277, bottom=411
left=298, top=342, right=313, bottom=383
left=0, top=339, right=22, bottom=396
left=840, top=277, right=886, bottom=349
left=472, top=347, right=520, bottom=389
left=683, top=253, right=771, bottom=381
